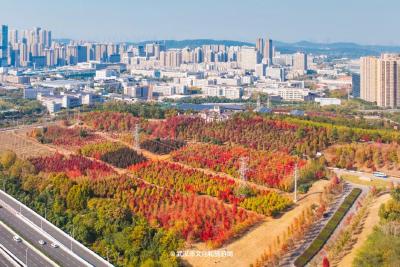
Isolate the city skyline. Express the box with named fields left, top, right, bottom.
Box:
left=2, top=0, right=400, bottom=45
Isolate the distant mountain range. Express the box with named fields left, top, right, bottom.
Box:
left=134, top=39, right=254, bottom=49
left=54, top=38, right=400, bottom=58
left=273, top=41, right=400, bottom=57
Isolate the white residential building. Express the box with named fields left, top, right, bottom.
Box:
left=239, top=46, right=259, bottom=70
left=123, top=84, right=149, bottom=98
left=266, top=67, right=285, bottom=81
left=293, top=52, right=308, bottom=73
left=62, top=94, right=81, bottom=108
left=261, top=87, right=311, bottom=101
left=315, top=97, right=342, bottom=106
left=23, top=87, right=54, bottom=99
left=202, top=86, right=243, bottom=99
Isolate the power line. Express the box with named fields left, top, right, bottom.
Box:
left=239, top=157, right=248, bottom=182
left=294, top=162, right=298, bottom=203
left=134, top=123, right=140, bottom=149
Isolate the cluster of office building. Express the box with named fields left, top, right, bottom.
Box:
left=0, top=24, right=355, bottom=114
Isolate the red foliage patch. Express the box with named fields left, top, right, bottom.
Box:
left=129, top=160, right=292, bottom=216
left=126, top=180, right=261, bottom=246
left=82, top=111, right=141, bottom=132
left=34, top=125, right=104, bottom=150
left=146, top=115, right=303, bottom=152
left=30, top=154, right=115, bottom=180
left=172, top=144, right=306, bottom=189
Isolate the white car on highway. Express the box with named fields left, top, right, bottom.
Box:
left=13, top=235, right=21, bottom=242
left=51, top=242, right=59, bottom=248
left=38, top=240, right=46, bottom=246
left=373, top=171, right=388, bottom=178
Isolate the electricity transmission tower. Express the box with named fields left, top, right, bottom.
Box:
left=294, top=163, right=298, bottom=203
left=239, top=157, right=249, bottom=182
left=134, top=123, right=140, bottom=149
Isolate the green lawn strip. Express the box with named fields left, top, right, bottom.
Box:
left=294, top=188, right=362, bottom=267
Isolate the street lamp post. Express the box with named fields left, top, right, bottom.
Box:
left=41, top=207, right=47, bottom=230
left=71, top=225, right=74, bottom=251
left=294, top=163, right=298, bottom=203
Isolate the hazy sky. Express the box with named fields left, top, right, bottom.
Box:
left=2, top=0, right=399, bottom=45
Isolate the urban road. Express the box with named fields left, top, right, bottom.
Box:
left=0, top=253, right=14, bottom=267
left=0, top=221, right=53, bottom=267
left=279, top=182, right=358, bottom=266
left=280, top=166, right=392, bottom=266
left=0, top=202, right=84, bottom=267
left=0, top=190, right=112, bottom=267
left=330, top=167, right=400, bottom=184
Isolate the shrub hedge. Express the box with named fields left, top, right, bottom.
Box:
left=294, top=188, right=362, bottom=267
left=140, top=138, right=186, bottom=155
left=100, top=147, right=147, bottom=168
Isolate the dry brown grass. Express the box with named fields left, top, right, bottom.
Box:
left=337, top=193, right=391, bottom=267
left=0, top=129, right=54, bottom=158
left=183, top=180, right=330, bottom=267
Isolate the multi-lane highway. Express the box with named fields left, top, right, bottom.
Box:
left=329, top=167, right=400, bottom=184
left=0, top=221, right=54, bottom=267
left=0, top=190, right=112, bottom=267
left=0, top=253, right=14, bottom=267
left=0, top=203, right=83, bottom=266
left=0, top=123, right=111, bottom=267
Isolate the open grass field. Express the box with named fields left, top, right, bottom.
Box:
left=0, top=129, right=53, bottom=158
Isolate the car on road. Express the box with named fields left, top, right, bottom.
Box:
left=373, top=171, right=388, bottom=178
left=13, top=235, right=21, bottom=242
left=38, top=240, right=46, bottom=245
left=50, top=243, right=59, bottom=248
